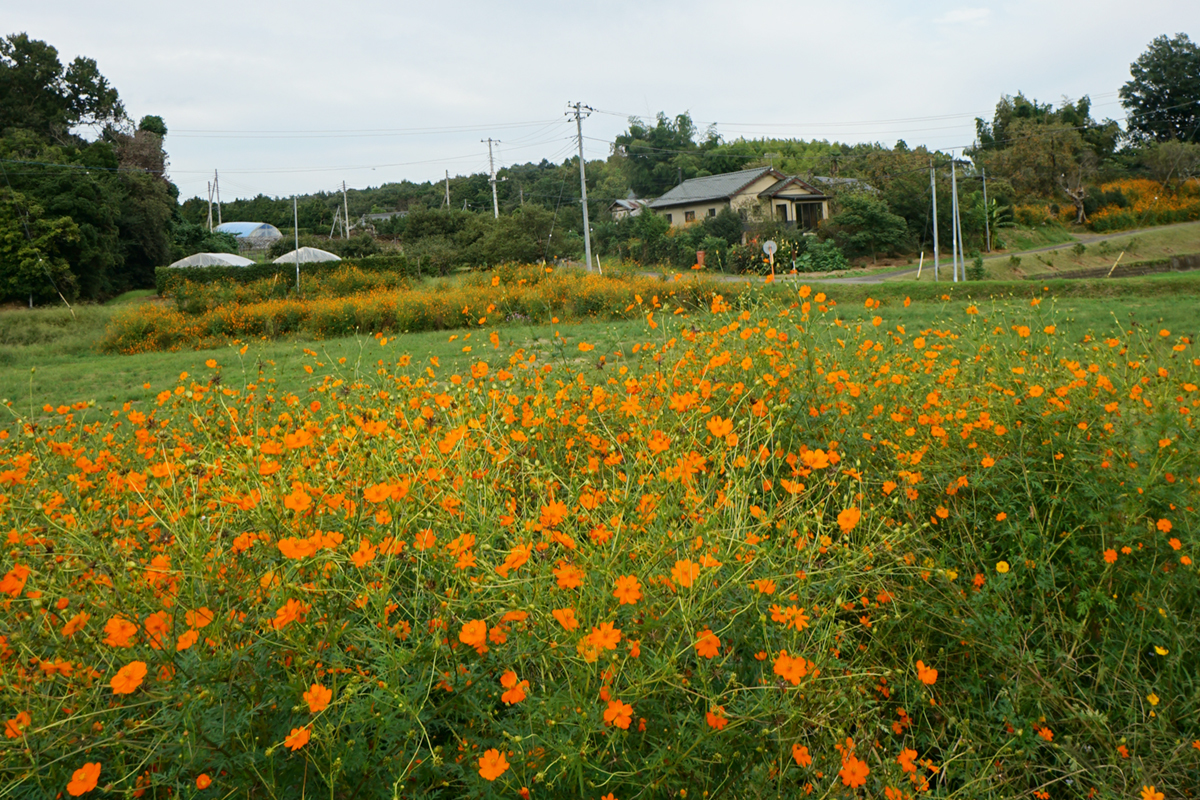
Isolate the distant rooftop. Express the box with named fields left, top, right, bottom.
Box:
left=648, top=167, right=784, bottom=209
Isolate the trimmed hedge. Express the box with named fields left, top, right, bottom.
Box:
left=154, top=254, right=420, bottom=295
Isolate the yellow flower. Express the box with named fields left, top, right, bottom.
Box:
left=995, top=561, right=1010, bottom=574
left=1147, top=693, right=1160, bottom=706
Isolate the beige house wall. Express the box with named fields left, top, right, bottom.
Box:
left=658, top=200, right=730, bottom=227
left=656, top=174, right=830, bottom=228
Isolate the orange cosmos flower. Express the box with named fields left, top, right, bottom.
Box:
left=553, top=562, right=584, bottom=589
left=4, top=711, right=30, bottom=739
left=552, top=608, right=579, bottom=631
left=604, top=699, right=633, bottom=729
left=839, top=755, right=869, bottom=788
left=1141, top=787, right=1164, bottom=800
left=283, top=485, right=312, bottom=513
left=66, top=762, right=101, bottom=796
left=898, top=747, right=917, bottom=773
left=791, top=743, right=812, bottom=766
left=671, top=559, right=699, bottom=587
left=102, top=616, right=138, bottom=648
left=915, top=660, right=938, bottom=685
left=304, top=683, right=332, bottom=713
left=176, top=630, right=199, bottom=651
left=587, top=621, right=621, bottom=650
left=458, top=620, right=488, bottom=649
left=612, top=575, right=643, bottom=605
left=110, top=661, right=147, bottom=695
left=478, top=748, right=509, bottom=780
left=1103, top=549, right=1118, bottom=564
left=837, top=507, right=861, bottom=533
left=284, top=726, right=311, bottom=750
left=62, top=612, right=90, bottom=637
left=752, top=578, right=777, bottom=594
left=196, top=773, right=212, bottom=789
left=695, top=629, right=721, bottom=659
left=995, top=512, right=1007, bottom=521
left=705, top=706, right=728, bottom=730
left=706, top=415, right=733, bottom=438
left=185, top=607, right=214, bottom=628
left=1156, top=518, right=1172, bottom=533
left=0, top=564, right=30, bottom=596
left=500, top=670, right=529, bottom=704
left=773, top=651, right=810, bottom=685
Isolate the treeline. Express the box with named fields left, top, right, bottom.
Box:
left=4, top=32, right=1199, bottom=302
left=0, top=33, right=238, bottom=303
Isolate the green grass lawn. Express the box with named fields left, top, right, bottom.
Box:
left=4, top=271, right=1199, bottom=416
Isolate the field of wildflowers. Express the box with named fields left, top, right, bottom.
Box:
left=1089, top=178, right=1200, bottom=232
left=3, top=285, right=1198, bottom=799
left=102, top=265, right=731, bottom=355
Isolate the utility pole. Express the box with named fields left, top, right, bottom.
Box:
left=443, top=170, right=451, bottom=208
left=206, top=180, right=214, bottom=232
left=293, top=196, right=301, bottom=293
left=950, top=159, right=960, bottom=282
left=569, top=102, right=594, bottom=272
left=342, top=181, right=350, bottom=239
left=930, top=160, right=939, bottom=282
left=214, top=170, right=222, bottom=226
left=982, top=166, right=991, bottom=253
left=483, top=138, right=501, bottom=219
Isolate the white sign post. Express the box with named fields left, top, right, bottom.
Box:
left=762, top=240, right=778, bottom=277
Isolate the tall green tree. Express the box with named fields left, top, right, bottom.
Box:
left=1120, top=33, right=1200, bottom=143
left=823, top=194, right=908, bottom=262
left=0, top=32, right=124, bottom=140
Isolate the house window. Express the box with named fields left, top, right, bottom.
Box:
left=798, top=203, right=824, bottom=229
left=665, top=213, right=673, bottom=224
left=684, top=210, right=696, bottom=222
left=708, top=208, right=717, bottom=217
left=776, top=204, right=789, bottom=222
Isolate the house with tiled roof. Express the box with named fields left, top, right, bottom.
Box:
left=647, top=166, right=830, bottom=229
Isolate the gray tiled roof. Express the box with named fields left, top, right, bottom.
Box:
left=648, top=167, right=783, bottom=209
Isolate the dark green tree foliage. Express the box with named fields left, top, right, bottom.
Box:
left=823, top=194, right=908, bottom=261
left=0, top=33, right=177, bottom=301
left=975, top=93, right=1120, bottom=163
left=1120, top=33, right=1200, bottom=143
left=0, top=188, right=79, bottom=301
left=169, top=220, right=238, bottom=262
left=0, top=33, right=124, bottom=140
left=614, top=113, right=741, bottom=197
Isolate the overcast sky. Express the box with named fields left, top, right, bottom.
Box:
left=7, top=1, right=1193, bottom=201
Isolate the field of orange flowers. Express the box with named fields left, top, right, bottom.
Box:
left=102, top=264, right=730, bottom=355
left=3, top=286, right=1198, bottom=799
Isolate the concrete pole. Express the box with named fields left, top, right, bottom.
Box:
left=573, top=102, right=593, bottom=272
left=342, top=181, right=350, bottom=239
left=930, top=161, right=939, bottom=282
left=293, top=196, right=301, bottom=293
left=982, top=167, right=991, bottom=253
left=484, top=138, right=500, bottom=219
left=950, top=159, right=960, bottom=282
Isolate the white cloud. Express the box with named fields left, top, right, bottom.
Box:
left=935, top=7, right=992, bottom=24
